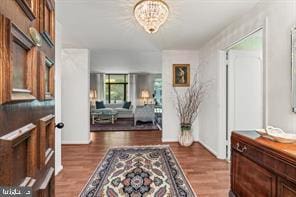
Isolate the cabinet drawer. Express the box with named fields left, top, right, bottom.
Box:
left=277, top=177, right=296, bottom=197
left=232, top=136, right=296, bottom=184
left=232, top=150, right=277, bottom=197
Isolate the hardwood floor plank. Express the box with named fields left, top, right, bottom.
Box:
left=56, top=131, right=230, bottom=196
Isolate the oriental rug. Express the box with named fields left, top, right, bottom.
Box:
left=80, top=145, right=196, bottom=197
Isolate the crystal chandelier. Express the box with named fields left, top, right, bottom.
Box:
left=134, top=0, right=169, bottom=34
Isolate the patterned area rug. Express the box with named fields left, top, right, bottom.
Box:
left=80, top=145, right=196, bottom=197
left=90, top=118, right=160, bottom=132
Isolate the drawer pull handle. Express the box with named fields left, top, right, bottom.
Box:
left=236, top=142, right=247, bottom=153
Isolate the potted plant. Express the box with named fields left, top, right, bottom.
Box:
left=173, top=72, right=208, bottom=147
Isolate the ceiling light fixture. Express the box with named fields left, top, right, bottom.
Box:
left=134, top=0, right=169, bottom=34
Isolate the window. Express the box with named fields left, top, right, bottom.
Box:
left=105, top=74, right=128, bottom=103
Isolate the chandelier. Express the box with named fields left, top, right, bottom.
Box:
left=134, top=0, right=169, bottom=34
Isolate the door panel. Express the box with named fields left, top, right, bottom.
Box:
left=0, top=0, right=55, bottom=196
left=227, top=50, right=263, bottom=159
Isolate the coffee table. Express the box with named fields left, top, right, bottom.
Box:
left=91, top=110, right=118, bottom=124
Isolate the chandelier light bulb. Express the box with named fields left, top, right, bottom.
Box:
left=134, top=0, right=169, bottom=34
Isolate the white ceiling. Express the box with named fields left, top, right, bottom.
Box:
left=56, top=0, right=261, bottom=72
left=56, top=0, right=261, bottom=51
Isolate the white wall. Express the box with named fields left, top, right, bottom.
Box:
left=91, top=50, right=162, bottom=73
left=55, top=21, right=63, bottom=175
left=199, top=1, right=296, bottom=159
left=61, top=49, right=91, bottom=144
left=162, top=50, right=199, bottom=142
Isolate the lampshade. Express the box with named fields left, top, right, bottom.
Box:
left=90, top=89, right=97, bottom=99
left=141, top=90, right=150, bottom=98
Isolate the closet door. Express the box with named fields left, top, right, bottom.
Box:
left=0, top=0, right=56, bottom=196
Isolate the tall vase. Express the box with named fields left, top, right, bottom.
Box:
left=179, top=124, right=194, bottom=147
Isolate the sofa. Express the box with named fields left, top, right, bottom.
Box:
left=92, top=102, right=134, bottom=119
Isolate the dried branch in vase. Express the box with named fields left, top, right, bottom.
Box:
left=173, top=71, right=210, bottom=128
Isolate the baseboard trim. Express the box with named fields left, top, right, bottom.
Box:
left=161, top=138, right=178, bottom=142
left=162, top=138, right=200, bottom=143
left=62, top=139, right=92, bottom=145
left=198, top=140, right=218, bottom=157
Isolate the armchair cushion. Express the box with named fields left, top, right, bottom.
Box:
left=122, top=101, right=132, bottom=109
left=96, top=101, right=105, bottom=109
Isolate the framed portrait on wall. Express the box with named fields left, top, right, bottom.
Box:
left=173, top=64, right=190, bottom=87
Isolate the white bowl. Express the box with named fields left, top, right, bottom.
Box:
left=266, top=127, right=285, bottom=135
left=256, top=129, right=276, bottom=141
left=268, top=133, right=296, bottom=144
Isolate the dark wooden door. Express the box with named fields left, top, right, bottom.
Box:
left=0, top=0, right=56, bottom=196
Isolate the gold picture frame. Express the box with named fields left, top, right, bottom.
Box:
left=173, top=64, right=190, bottom=87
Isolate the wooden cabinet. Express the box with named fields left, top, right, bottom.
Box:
left=230, top=131, right=296, bottom=197
left=277, top=177, right=296, bottom=197
left=232, top=150, right=277, bottom=196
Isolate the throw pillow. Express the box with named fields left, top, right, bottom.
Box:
left=96, top=101, right=105, bottom=109
left=122, top=101, right=131, bottom=109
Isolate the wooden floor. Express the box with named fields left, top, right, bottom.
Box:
left=56, top=131, right=230, bottom=197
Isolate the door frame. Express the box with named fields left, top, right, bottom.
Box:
left=217, top=19, right=268, bottom=160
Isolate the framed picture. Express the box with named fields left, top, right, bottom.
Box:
left=0, top=14, right=37, bottom=104
left=173, top=64, right=190, bottom=87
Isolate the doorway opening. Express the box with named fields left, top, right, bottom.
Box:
left=89, top=73, right=162, bottom=132
left=225, top=29, right=264, bottom=160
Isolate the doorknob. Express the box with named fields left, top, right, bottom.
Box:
left=55, top=122, right=64, bottom=129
